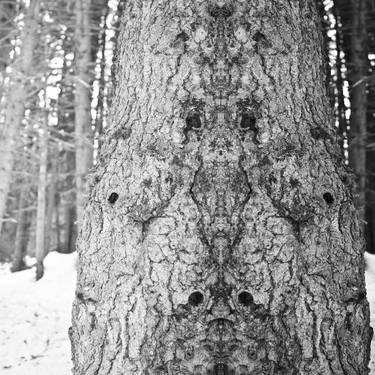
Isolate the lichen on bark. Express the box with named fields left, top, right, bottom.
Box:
left=70, top=1, right=372, bottom=374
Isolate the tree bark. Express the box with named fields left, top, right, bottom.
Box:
left=71, top=1, right=372, bottom=374
left=74, top=0, right=94, bottom=229
left=0, top=0, right=40, bottom=235
left=35, top=108, right=48, bottom=280
left=11, top=188, right=30, bottom=272
left=45, top=158, right=57, bottom=252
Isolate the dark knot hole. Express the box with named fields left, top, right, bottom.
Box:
left=323, top=192, right=334, bottom=205
left=186, top=113, right=202, bottom=130
left=240, top=113, right=257, bottom=131
left=108, top=192, right=119, bottom=204
left=188, top=291, right=204, bottom=306
left=176, top=31, right=189, bottom=42
left=238, top=291, right=253, bottom=306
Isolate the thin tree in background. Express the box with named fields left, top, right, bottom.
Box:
left=365, top=0, right=375, bottom=252
left=35, top=103, right=48, bottom=280
left=11, top=187, right=30, bottom=272
left=74, top=0, right=93, bottom=229
left=334, top=0, right=372, bottom=250
left=0, top=0, right=41, bottom=234
left=347, top=0, right=368, bottom=229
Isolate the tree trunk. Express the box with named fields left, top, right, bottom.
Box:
left=11, top=188, right=29, bottom=272
left=35, top=109, right=48, bottom=280
left=74, top=0, right=94, bottom=229
left=0, top=0, right=40, bottom=235
left=71, top=1, right=372, bottom=374
left=366, top=2, right=375, bottom=253
left=0, top=0, right=16, bottom=96
left=45, top=158, right=57, bottom=252
left=346, top=0, right=368, bottom=233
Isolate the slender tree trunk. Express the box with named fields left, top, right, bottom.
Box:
left=35, top=109, right=48, bottom=280
left=332, top=5, right=348, bottom=155
left=366, top=3, right=375, bottom=253
left=0, top=0, right=16, bottom=95
left=94, top=5, right=109, bottom=151
left=11, top=188, right=29, bottom=272
left=63, top=204, right=77, bottom=253
left=346, top=0, right=368, bottom=231
left=0, top=0, right=40, bottom=235
left=74, top=0, right=94, bottom=229
left=45, top=158, right=57, bottom=252
left=71, top=1, right=372, bottom=374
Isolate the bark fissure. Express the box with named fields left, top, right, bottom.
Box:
left=71, top=1, right=372, bottom=374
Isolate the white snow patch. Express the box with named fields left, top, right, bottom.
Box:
left=0, top=252, right=77, bottom=375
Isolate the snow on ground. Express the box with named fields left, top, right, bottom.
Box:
left=1, top=252, right=375, bottom=374
left=0, top=252, right=77, bottom=375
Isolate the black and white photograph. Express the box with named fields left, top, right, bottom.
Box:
left=0, top=0, right=375, bottom=374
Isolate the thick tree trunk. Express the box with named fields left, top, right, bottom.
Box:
left=0, top=0, right=40, bottom=235
left=74, top=0, right=94, bottom=229
left=71, top=1, right=372, bottom=374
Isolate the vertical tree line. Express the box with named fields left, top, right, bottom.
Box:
left=0, top=0, right=121, bottom=278
left=329, top=0, right=375, bottom=252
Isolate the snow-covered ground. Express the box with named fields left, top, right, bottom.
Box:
left=0, top=251, right=375, bottom=374
left=0, top=252, right=77, bottom=375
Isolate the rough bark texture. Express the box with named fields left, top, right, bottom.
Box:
left=71, top=1, right=372, bottom=374
left=74, top=0, right=94, bottom=228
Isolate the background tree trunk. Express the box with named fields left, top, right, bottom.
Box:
left=11, top=188, right=29, bottom=272
left=74, top=0, right=94, bottom=229
left=71, top=1, right=372, bottom=374
left=347, top=0, right=368, bottom=231
left=334, top=0, right=369, bottom=242
left=0, top=0, right=16, bottom=95
left=35, top=108, right=48, bottom=280
left=0, top=0, right=40, bottom=235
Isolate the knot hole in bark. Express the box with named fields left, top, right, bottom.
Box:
left=172, top=31, right=190, bottom=48
left=252, top=31, right=272, bottom=52
left=240, top=113, right=257, bottom=141
left=176, top=31, right=189, bottom=42
left=208, top=3, right=234, bottom=18
left=240, top=113, right=256, bottom=130
left=183, top=113, right=202, bottom=143
left=108, top=192, right=119, bottom=204
left=323, top=192, right=334, bottom=205
left=207, top=363, right=233, bottom=375
left=238, top=291, right=253, bottom=306
left=186, top=113, right=202, bottom=130
left=188, top=291, right=204, bottom=306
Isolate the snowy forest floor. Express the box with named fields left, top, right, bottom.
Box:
left=0, top=252, right=375, bottom=374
